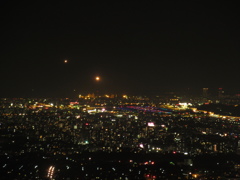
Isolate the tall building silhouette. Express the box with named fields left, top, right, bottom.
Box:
left=202, top=88, right=208, bottom=98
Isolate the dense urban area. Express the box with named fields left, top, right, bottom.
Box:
left=1, top=89, right=240, bottom=179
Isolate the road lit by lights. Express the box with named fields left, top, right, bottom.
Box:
left=47, top=166, right=55, bottom=179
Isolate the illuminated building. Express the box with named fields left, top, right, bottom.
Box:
left=218, top=88, right=224, bottom=98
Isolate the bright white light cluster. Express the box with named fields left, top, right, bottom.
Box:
left=47, top=166, right=55, bottom=179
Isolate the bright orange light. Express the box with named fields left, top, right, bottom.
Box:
left=192, top=174, right=198, bottom=178
left=64, top=60, right=68, bottom=63
left=95, top=76, right=100, bottom=81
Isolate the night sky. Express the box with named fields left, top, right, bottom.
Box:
left=1, top=1, right=239, bottom=97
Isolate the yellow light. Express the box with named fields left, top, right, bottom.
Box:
left=192, top=174, right=199, bottom=178
left=123, top=95, right=128, bottom=99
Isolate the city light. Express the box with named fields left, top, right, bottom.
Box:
left=139, top=144, right=144, bottom=148
left=47, top=166, right=55, bottom=179
left=148, top=122, right=155, bottom=127
left=2, top=91, right=240, bottom=179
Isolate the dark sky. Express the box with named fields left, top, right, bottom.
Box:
left=0, top=1, right=239, bottom=97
